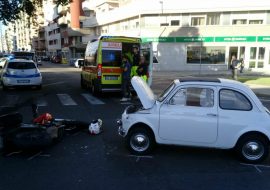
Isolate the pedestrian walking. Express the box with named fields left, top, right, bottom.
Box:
left=230, top=55, right=239, bottom=80
left=239, top=58, right=245, bottom=73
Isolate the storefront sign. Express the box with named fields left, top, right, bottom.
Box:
left=213, top=36, right=256, bottom=42
left=257, top=36, right=270, bottom=42
left=141, top=37, right=175, bottom=43
left=176, top=37, right=214, bottom=42
left=142, top=36, right=268, bottom=43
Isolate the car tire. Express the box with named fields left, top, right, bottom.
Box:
left=126, top=127, right=155, bottom=155
left=235, top=134, right=269, bottom=163
left=81, top=77, right=87, bottom=89
left=91, top=81, right=100, bottom=97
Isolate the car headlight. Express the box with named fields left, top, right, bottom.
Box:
left=33, top=73, right=41, bottom=77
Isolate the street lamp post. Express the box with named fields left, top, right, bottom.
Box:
left=159, top=1, right=163, bottom=14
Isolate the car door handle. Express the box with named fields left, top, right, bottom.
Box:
left=206, top=113, right=217, bottom=117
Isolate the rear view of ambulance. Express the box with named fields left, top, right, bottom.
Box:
left=80, top=36, right=152, bottom=96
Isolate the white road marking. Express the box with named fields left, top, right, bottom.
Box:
left=6, top=151, right=23, bottom=156
left=43, top=82, right=65, bottom=87
left=27, top=151, right=42, bottom=161
left=57, top=94, right=77, bottom=106
left=127, top=155, right=154, bottom=159
left=240, top=163, right=270, bottom=173
left=36, top=97, right=48, bottom=106
left=81, top=93, right=105, bottom=105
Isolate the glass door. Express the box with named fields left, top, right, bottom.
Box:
left=249, top=47, right=266, bottom=69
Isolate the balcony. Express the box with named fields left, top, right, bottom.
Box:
left=57, top=5, right=69, bottom=15
left=69, top=42, right=87, bottom=49
left=58, top=16, right=68, bottom=27
left=80, top=17, right=98, bottom=27
left=67, top=28, right=91, bottom=36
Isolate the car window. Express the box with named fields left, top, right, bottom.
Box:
left=170, top=87, right=214, bottom=107
left=219, top=89, right=252, bottom=111
left=7, top=62, right=36, bottom=69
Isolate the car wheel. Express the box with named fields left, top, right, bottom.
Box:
left=91, top=81, right=100, bottom=96
left=127, top=127, right=155, bottom=155
left=81, top=77, right=87, bottom=89
left=235, top=134, right=269, bottom=163
left=55, top=127, right=65, bottom=142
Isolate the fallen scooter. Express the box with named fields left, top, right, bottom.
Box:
left=0, top=104, right=91, bottom=151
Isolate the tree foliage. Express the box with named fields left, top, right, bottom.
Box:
left=0, top=0, right=70, bottom=25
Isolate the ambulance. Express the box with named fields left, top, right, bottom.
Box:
left=80, top=36, right=153, bottom=96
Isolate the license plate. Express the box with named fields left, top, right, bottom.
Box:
left=105, top=76, right=118, bottom=80
left=17, top=80, right=30, bottom=84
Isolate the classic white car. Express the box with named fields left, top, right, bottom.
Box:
left=118, top=76, right=270, bottom=163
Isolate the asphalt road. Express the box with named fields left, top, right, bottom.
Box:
left=0, top=62, right=270, bottom=190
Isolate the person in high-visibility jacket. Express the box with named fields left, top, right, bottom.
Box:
left=131, top=45, right=140, bottom=77
left=136, top=56, right=148, bottom=82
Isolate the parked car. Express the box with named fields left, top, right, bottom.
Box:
left=41, top=56, right=50, bottom=61
left=1, top=59, right=42, bottom=90
left=51, top=55, right=61, bottom=64
left=74, top=58, right=84, bottom=68
left=0, top=57, right=7, bottom=68
left=118, top=76, right=270, bottom=163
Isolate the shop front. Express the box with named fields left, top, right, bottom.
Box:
left=142, top=36, right=270, bottom=72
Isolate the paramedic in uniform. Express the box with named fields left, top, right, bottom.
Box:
left=131, top=45, right=140, bottom=77
left=136, top=56, right=148, bottom=82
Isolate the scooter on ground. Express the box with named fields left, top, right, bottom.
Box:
left=0, top=104, right=89, bottom=151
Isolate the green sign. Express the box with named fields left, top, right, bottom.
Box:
left=141, top=37, right=175, bottom=43
left=215, top=36, right=256, bottom=42
left=257, top=36, right=270, bottom=42
left=142, top=36, right=269, bottom=43
left=176, top=37, right=214, bottom=42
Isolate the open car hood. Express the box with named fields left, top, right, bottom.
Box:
left=131, top=76, right=155, bottom=109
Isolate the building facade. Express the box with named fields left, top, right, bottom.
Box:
left=81, top=0, right=270, bottom=72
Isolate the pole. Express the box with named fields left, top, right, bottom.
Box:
left=199, top=36, right=202, bottom=75
left=0, top=22, right=3, bottom=52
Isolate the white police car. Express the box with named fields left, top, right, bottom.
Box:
left=118, top=76, right=270, bottom=163
left=1, top=59, right=42, bottom=90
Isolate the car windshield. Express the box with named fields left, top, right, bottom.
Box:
left=7, top=62, right=36, bottom=69
left=158, top=82, right=175, bottom=102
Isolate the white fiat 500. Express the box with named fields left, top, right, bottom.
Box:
left=1, top=59, right=42, bottom=90
left=118, top=76, right=270, bottom=163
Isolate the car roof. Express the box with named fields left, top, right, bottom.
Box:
left=175, top=77, right=250, bottom=90
left=8, top=59, right=34, bottom=63
left=178, top=77, right=221, bottom=83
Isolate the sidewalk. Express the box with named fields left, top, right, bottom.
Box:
left=152, top=70, right=270, bottom=97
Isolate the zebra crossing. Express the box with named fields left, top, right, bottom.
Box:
left=0, top=93, right=108, bottom=108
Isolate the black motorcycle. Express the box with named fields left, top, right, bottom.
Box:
left=0, top=104, right=89, bottom=151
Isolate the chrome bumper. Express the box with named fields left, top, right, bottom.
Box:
left=116, top=119, right=126, bottom=137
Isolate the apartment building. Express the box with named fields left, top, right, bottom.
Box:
left=57, top=0, right=90, bottom=62
left=81, top=0, right=270, bottom=72
left=12, top=11, right=38, bottom=51
left=32, top=5, right=46, bottom=57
